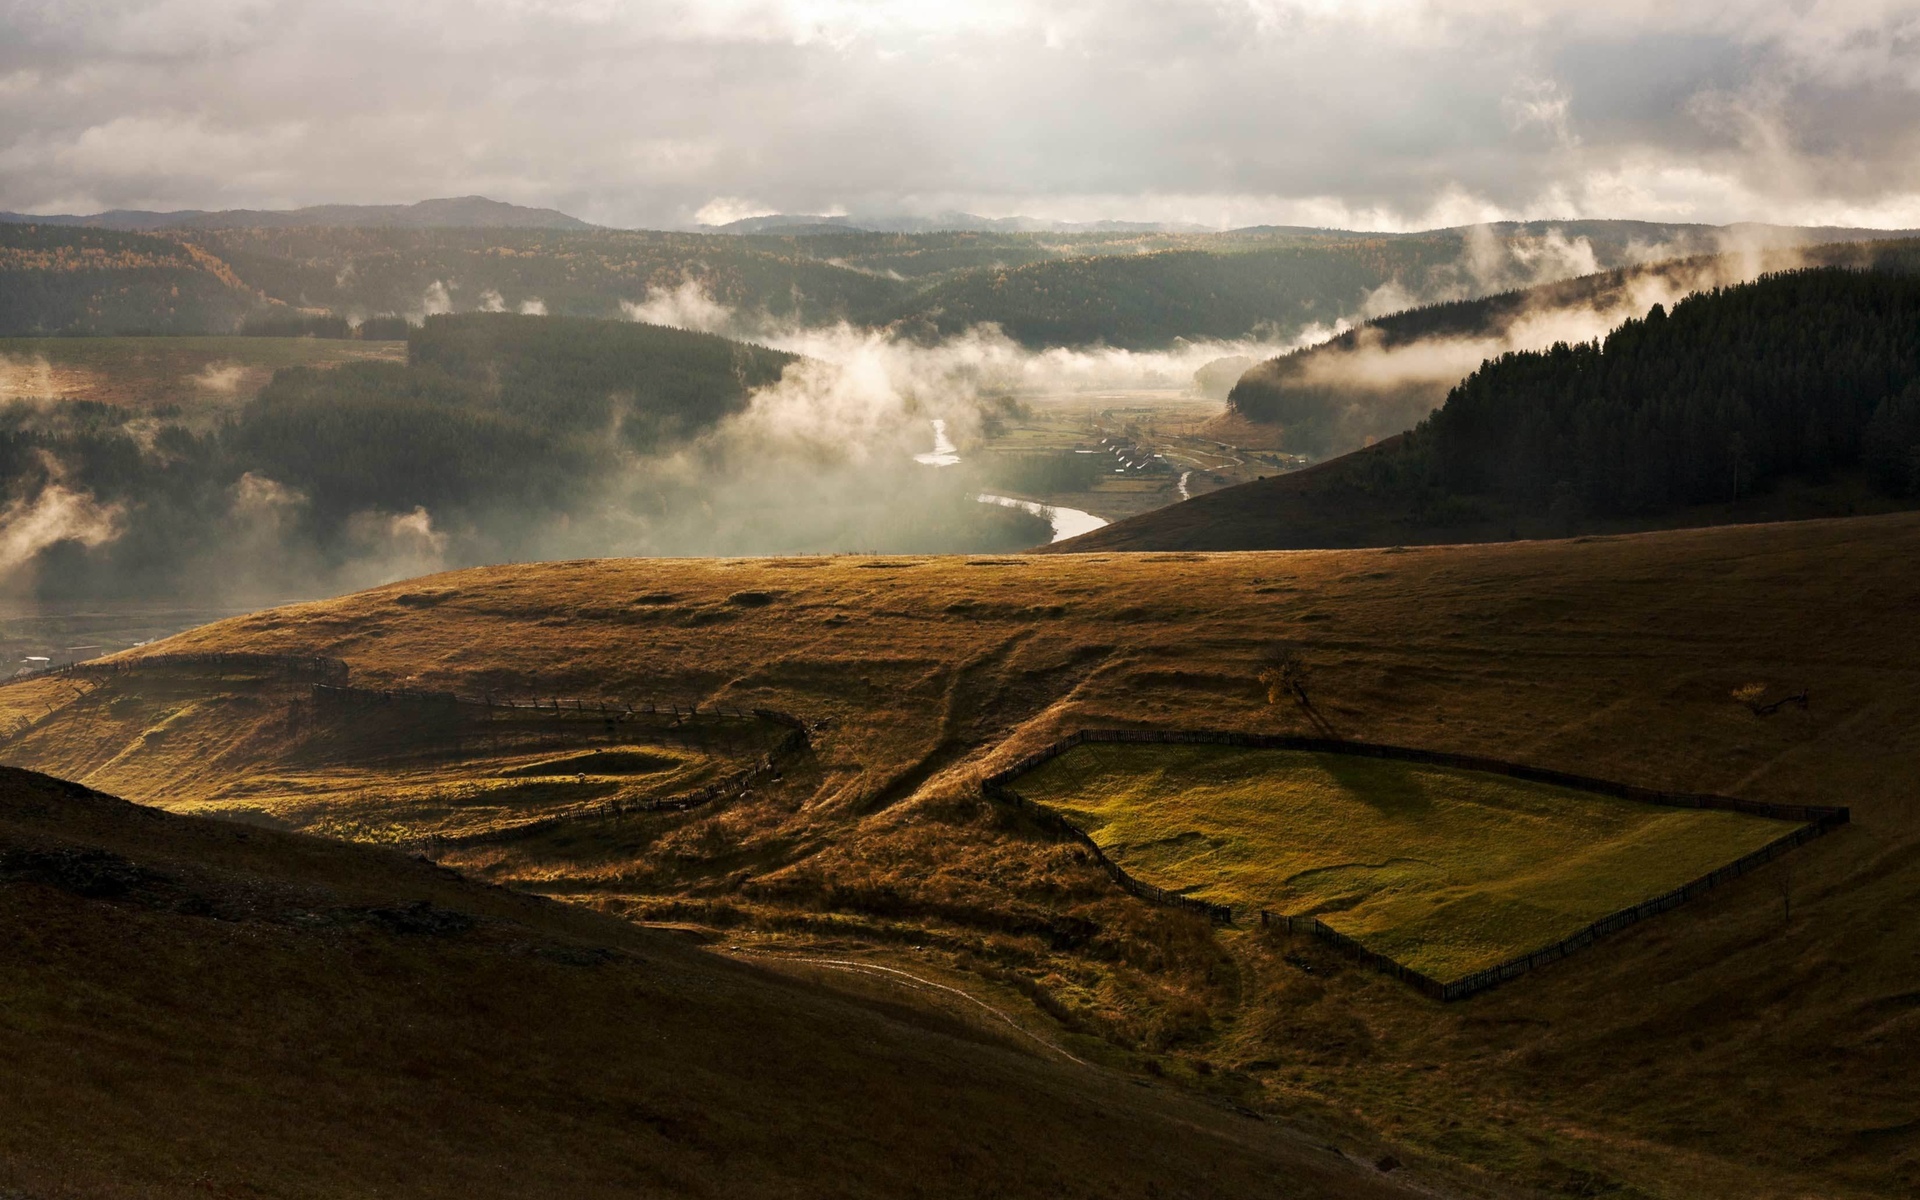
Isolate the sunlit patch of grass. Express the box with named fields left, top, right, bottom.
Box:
left=1013, top=744, right=1800, bottom=980
left=498, top=748, right=688, bottom=777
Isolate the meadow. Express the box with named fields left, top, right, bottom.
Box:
left=1013, top=744, right=1799, bottom=980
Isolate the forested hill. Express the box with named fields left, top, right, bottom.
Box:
left=2, top=315, right=802, bottom=596
left=1225, top=239, right=1920, bottom=461
left=0, top=222, right=260, bottom=335
left=1052, top=265, right=1920, bottom=552
left=230, top=314, right=800, bottom=523
left=883, top=235, right=1467, bottom=348
left=11, top=217, right=1920, bottom=348
left=1428, top=266, right=1920, bottom=512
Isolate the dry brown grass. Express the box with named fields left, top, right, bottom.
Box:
left=0, top=766, right=1418, bottom=1200
left=8, top=511, right=1920, bottom=1197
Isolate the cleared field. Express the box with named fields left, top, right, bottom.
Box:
left=0, top=335, right=404, bottom=412
left=1014, top=744, right=1800, bottom=980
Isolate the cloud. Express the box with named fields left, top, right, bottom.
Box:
left=192, top=362, right=247, bottom=394
left=694, top=196, right=780, bottom=226
left=0, top=2, right=1916, bottom=228
left=0, top=474, right=123, bottom=574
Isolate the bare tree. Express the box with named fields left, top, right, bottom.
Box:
left=1258, top=648, right=1311, bottom=707
left=1260, top=646, right=1336, bottom=737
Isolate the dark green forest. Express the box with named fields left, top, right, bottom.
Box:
left=1424, top=267, right=1920, bottom=512
left=231, top=314, right=794, bottom=522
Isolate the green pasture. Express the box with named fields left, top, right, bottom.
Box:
left=1013, top=744, right=1801, bottom=981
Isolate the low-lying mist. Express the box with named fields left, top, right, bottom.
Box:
left=0, top=295, right=1309, bottom=625
left=8, top=221, right=1830, bottom=632
left=1229, top=231, right=1892, bottom=458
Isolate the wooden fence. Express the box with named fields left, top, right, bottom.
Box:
left=7, top=652, right=349, bottom=686
left=982, top=728, right=1850, bottom=1001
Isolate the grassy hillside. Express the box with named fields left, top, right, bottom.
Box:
left=0, top=765, right=1417, bottom=1200
left=1013, top=744, right=1798, bottom=981
left=6, top=512, right=1920, bottom=1196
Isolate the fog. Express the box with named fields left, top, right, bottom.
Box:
left=0, top=220, right=1854, bottom=632
left=1238, top=229, right=1852, bottom=455
left=0, top=284, right=1318, bottom=625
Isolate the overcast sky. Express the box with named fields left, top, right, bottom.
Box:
left=3, top=0, right=1918, bottom=230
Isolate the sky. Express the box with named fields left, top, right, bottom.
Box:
left=3, top=0, right=1919, bottom=231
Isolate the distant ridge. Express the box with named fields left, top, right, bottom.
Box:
left=0, top=195, right=596, bottom=232
left=708, top=211, right=1214, bottom=235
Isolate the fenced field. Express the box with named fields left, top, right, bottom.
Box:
left=995, top=732, right=1845, bottom=995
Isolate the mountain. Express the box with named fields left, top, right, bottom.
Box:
left=0, top=195, right=596, bottom=232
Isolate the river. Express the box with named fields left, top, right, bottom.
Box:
left=913, top=419, right=1109, bottom=544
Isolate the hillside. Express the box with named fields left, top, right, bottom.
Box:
left=0, top=223, right=262, bottom=336
left=11, top=219, right=1916, bottom=348
left=1226, top=238, right=1920, bottom=460
left=1, top=315, right=812, bottom=599
left=1071, top=264, right=1920, bottom=552
left=885, top=234, right=1470, bottom=348
left=0, top=335, right=404, bottom=413
left=6, top=513, right=1920, bottom=1197
left=0, top=765, right=1417, bottom=1200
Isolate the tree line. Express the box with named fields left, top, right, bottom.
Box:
left=1419, top=267, right=1920, bottom=514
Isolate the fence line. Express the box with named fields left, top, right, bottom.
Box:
left=7, top=652, right=349, bottom=686
left=981, top=728, right=1850, bottom=1001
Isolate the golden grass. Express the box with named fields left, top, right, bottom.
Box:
left=1015, top=744, right=1797, bottom=979
left=7, top=511, right=1920, bottom=1197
